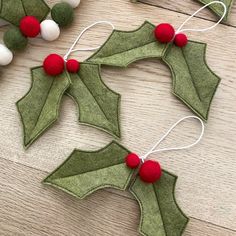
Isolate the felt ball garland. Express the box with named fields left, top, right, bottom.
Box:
left=51, top=2, right=74, bottom=27
left=0, top=0, right=81, bottom=67
left=3, top=27, right=28, bottom=51
left=0, top=44, right=13, bottom=66
left=40, top=20, right=61, bottom=42
left=20, top=16, right=41, bottom=38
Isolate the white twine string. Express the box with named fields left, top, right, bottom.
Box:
left=63, top=21, right=115, bottom=61
left=140, top=116, right=205, bottom=163
left=176, top=1, right=227, bottom=34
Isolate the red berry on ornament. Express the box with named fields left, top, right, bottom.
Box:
left=43, top=54, right=65, bottom=76
left=174, top=33, right=188, bottom=47
left=125, top=153, right=140, bottom=169
left=20, top=16, right=41, bottom=38
left=154, top=23, right=175, bottom=43
left=139, top=160, right=162, bottom=183
left=66, top=59, right=80, bottom=73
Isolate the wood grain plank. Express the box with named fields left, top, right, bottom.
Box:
left=0, top=158, right=235, bottom=236
left=136, top=0, right=236, bottom=27
left=0, top=0, right=235, bottom=231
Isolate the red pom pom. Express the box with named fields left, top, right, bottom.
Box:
left=20, top=16, right=40, bottom=38
left=43, top=54, right=65, bottom=76
left=154, top=23, right=175, bottom=43
left=174, top=33, right=188, bottom=47
left=139, top=160, right=162, bottom=183
left=66, top=59, right=80, bottom=73
left=125, top=153, right=140, bottom=169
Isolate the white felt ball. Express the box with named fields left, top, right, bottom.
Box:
left=40, top=20, right=60, bottom=41
left=63, top=0, right=81, bottom=8
left=0, top=44, right=13, bottom=66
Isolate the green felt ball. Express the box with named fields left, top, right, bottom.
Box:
left=3, top=27, right=28, bottom=51
left=51, top=2, right=74, bottom=27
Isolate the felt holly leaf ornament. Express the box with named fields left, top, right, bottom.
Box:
left=44, top=141, right=134, bottom=198
left=130, top=0, right=234, bottom=20
left=44, top=141, right=189, bottom=235
left=0, top=0, right=50, bottom=26
left=88, top=21, right=221, bottom=120
left=17, top=63, right=120, bottom=148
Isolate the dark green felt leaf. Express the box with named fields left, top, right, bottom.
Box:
left=17, top=67, right=70, bottom=148
left=130, top=171, right=189, bottom=236
left=163, top=41, right=220, bottom=120
left=43, top=141, right=134, bottom=199
left=87, top=21, right=167, bottom=67
left=66, top=63, right=121, bottom=138
left=0, top=0, right=50, bottom=26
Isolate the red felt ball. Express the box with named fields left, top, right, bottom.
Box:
left=139, top=160, right=162, bottom=183
left=43, top=54, right=65, bottom=76
left=174, top=33, right=188, bottom=47
left=154, top=23, right=175, bottom=43
left=66, top=59, right=80, bottom=73
left=20, top=16, right=41, bottom=38
left=125, top=153, right=141, bottom=169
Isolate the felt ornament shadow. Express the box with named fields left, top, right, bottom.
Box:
left=130, top=0, right=234, bottom=21
left=44, top=116, right=204, bottom=236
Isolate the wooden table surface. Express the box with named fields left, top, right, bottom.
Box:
left=0, top=0, right=236, bottom=235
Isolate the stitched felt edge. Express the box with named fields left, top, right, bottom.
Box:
left=87, top=21, right=168, bottom=67
left=43, top=141, right=134, bottom=199
left=66, top=62, right=121, bottom=139
left=0, top=0, right=50, bottom=26
left=162, top=41, right=221, bottom=121
left=16, top=66, right=71, bottom=149
left=129, top=170, right=189, bottom=236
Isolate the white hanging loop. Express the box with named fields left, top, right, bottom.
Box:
left=176, top=1, right=227, bottom=34
left=64, top=21, right=115, bottom=61
left=140, top=116, right=205, bottom=162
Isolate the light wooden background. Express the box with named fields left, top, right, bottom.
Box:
left=0, top=0, right=236, bottom=235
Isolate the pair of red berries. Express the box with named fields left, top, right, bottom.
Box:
left=43, top=54, right=80, bottom=76
left=154, top=23, right=188, bottom=47
left=125, top=153, right=162, bottom=184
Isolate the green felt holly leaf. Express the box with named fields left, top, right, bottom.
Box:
left=44, top=141, right=189, bottom=235
left=130, top=172, right=189, bottom=236
left=196, top=0, right=234, bottom=20
left=88, top=21, right=221, bottom=120
left=87, top=21, right=167, bottom=67
left=17, top=63, right=121, bottom=148
left=130, top=0, right=234, bottom=20
left=0, top=0, right=50, bottom=26
left=43, top=141, right=134, bottom=199
left=163, top=41, right=220, bottom=120
left=17, top=67, right=71, bottom=148
left=67, top=63, right=121, bottom=138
